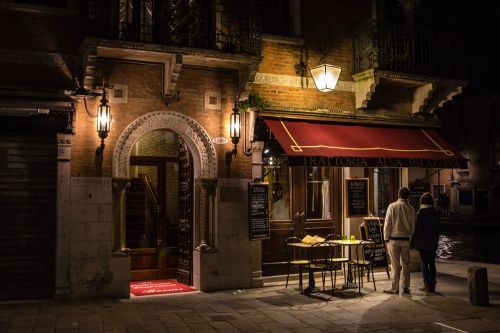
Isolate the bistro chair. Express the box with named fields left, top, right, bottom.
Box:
left=284, top=236, right=309, bottom=292
left=308, top=241, right=329, bottom=292
left=350, top=239, right=377, bottom=294
left=324, top=234, right=350, bottom=291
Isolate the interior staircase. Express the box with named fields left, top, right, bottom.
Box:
left=126, top=177, right=147, bottom=249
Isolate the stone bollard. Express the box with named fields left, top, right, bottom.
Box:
left=468, top=266, right=489, bottom=306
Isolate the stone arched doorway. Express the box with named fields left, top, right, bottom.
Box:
left=113, top=111, right=216, bottom=179
left=112, top=111, right=217, bottom=287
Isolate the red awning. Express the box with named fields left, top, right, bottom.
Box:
left=263, top=118, right=468, bottom=168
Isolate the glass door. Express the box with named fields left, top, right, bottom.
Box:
left=262, top=160, right=338, bottom=276
left=294, top=166, right=336, bottom=238
left=128, top=159, right=165, bottom=281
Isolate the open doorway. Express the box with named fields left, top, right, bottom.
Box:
left=126, top=129, right=193, bottom=285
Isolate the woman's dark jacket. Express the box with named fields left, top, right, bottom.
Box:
left=411, top=206, right=440, bottom=251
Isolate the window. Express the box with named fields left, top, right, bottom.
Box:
left=306, top=166, right=333, bottom=219
left=262, top=0, right=300, bottom=37
left=371, top=168, right=400, bottom=217
left=119, top=0, right=153, bottom=41
left=263, top=0, right=290, bottom=35
left=432, top=184, right=445, bottom=201
left=265, top=160, right=291, bottom=220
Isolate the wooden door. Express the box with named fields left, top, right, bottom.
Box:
left=262, top=164, right=338, bottom=276
left=295, top=166, right=336, bottom=238
left=128, top=156, right=179, bottom=281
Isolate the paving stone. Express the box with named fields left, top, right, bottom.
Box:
left=0, top=261, right=499, bottom=333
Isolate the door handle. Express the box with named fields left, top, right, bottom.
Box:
left=300, top=212, right=305, bottom=223
left=294, top=212, right=300, bottom=223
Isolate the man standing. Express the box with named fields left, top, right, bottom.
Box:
left=383, top=187, right=416, bottom=294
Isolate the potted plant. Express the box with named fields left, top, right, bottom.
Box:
left=239, top=94, right=270, bottom=111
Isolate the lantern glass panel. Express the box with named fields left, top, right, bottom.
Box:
left=97, top=104, right=110, bottom=133
left=310, top=64, right=341, bottom=92
left=230, top=111, right=241, bottom=140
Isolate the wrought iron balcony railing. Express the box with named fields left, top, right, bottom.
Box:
left=353, top=21, right=466, bottom=79
left=83, top=0, right=262, bottom=56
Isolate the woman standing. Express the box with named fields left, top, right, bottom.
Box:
left=412, top=192, right=440, bottom=292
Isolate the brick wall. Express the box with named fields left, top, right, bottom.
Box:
left=251, top=0, right=371, bottom=112
left=72, top=61, right=252, bottom=179
left=132, top=130, right=178, bottom=157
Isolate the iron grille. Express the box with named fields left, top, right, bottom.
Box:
left=83, top=0, right=262, bottom=56
left=353, top=21, right=466, bottom=79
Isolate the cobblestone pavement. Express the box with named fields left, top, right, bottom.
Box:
left=1, top=260, right=499, bottom=333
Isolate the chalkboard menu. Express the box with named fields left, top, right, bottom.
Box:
left=361, top=217, right=384, bottom=245
left=345, top=178, right=369, bottom=217
left=410, top=182, right=430, bottom=211
left=369, top=247, right=389, bottom=268
left=360, top=217, right=388, bottom=269
left=248, top=182, right=270, bottom=240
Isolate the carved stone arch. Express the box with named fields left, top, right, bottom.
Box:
left=113, top=111, right=217, bottom=178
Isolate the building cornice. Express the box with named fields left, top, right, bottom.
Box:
left=353, top=69, right=467, bottom=86
left=254, top=72, right=354, bottom=92
left=259, top=107, right=440, bottom=128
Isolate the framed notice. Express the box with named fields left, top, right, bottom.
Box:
left=409, top=182, right=430, bottom=212
left=345, top=178, right=369, bottom=217
left=248, top=182, right=270, bottom=240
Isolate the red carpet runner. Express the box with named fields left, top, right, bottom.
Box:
left=130, top=279, right=196, bottom=296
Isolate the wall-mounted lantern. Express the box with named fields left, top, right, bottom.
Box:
left=309, top=64, right=342, bottom=92
left=96, top=87, right=111, bottom=149
left=228, top=106, right=240, bottom=156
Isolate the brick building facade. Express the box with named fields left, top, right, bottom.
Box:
left=0, top=0, right=468, bottom=300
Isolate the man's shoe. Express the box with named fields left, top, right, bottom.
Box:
left=403, top=287, right=411, bottom=294
left=383, top=289, right=398, bottom=294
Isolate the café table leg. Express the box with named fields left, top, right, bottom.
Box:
left=303, top=270, right=318, bottom=295
left=343, top=245, right=358, bottom=289
left=344, top=264, right=357, bottom=288
left=303, top=247, right=319, bottom=295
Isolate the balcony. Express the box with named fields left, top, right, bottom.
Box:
left=352, top=21, right=467, bottom=115
left=83, top=0, right=262, bottom=56
left=80, top=0, right=262, bottom=96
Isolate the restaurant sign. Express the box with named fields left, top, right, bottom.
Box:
left=288, top=156, right=467, bottom=169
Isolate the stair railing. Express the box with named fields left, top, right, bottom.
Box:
left=141, top=173, right=161, bottom=248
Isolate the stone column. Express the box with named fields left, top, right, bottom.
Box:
left=112, top=178, right=130, bottom=253
left=55, top=133, right=71, bottom=299
left=196, top=178, right=217, bottom=252
left=251, top=141, right=264, bottom=181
